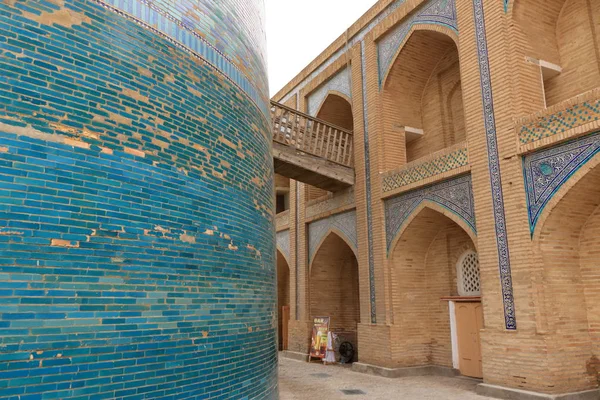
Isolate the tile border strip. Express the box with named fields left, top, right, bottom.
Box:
left=473, top=0, right=516, bottom=330
left=361, top=42, right=377, bottom=324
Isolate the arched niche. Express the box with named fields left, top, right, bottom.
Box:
left=390, top=207, right=478, bottom=367
left=513, top=0, right=600, bottom=107
left=381, top=28, right=466, bottom=167
left=309, top=232, right=360, bottom=361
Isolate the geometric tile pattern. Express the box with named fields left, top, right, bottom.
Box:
left=457, top=251, right=481, bottom=297
left=518, top=99, right=600, bottom=145
left=361, top=43, right=377, bottom=324
left=382, top=146, right=469, bottom=193
left=385, top=175, right=477, bottom=252
left=277, top=229, right=291, bottom=262
left=307, top=67, right=352, bottom=117
left=96, top=0, right=269, bottom=117
left=523, top=130, right=600, bottom=235
left=378, top=0, right=458, bottom=86
left=473, top=0, right=516, bottom=330
left=308, top=211, right=357, bottom=263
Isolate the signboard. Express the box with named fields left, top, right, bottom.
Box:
left=309, top=316, right=330, bottom=359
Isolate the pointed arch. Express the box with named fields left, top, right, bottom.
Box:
left=315, top=92, right=354, bottom=131
left=387, top=200, right=478, bottom=258
left=309, top=229, right=358, bottom=271
left=389, top=204, right=478, bottom=367
left=525, top=131, right=600, bottom=238
left=309, top=229, right=360, bottom=359
left=532, top=148, right=600, bottom=241
left=380, top=24, right=459, bottom=90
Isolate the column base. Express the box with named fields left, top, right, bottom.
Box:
left=477, top=384, right=600, bottom=400
left=280, top=350, right=309, bottom=362
left=352, top=362, right=459, bottom=378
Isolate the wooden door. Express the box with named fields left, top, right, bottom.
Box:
left=456, top=302, right=484, bottom=378
left=281, top=306, right=290, bottom=351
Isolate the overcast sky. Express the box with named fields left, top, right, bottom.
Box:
left=265, top=0, right=378, bottom=97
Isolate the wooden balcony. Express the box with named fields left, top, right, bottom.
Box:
left=271, top=101, right=355, bottom=192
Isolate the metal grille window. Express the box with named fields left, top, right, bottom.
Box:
left=457, top=251, right=481, bottom=296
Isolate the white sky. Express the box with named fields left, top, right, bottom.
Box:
left=265, top=0, right=379, bottom=97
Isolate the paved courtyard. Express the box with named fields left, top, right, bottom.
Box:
left=279, top=357, right=495, bottom=400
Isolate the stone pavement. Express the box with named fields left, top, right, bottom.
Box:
left=278, top=357, right=495, bottom=400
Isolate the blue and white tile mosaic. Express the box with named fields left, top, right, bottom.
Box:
left=307, top=67, right=353, bottom=117
left=377, top=0, right=458, bottom=86
left=308, top=211, right=358, bottom=263
left=524, top=130, right=600, bottom=235
left=385, top=175, right=476, bottom=251
left=473, top=0, right=516, bottom=330
left=361, top=42, right=377, bottom=324
left=277, top=229, right=291, bottom=262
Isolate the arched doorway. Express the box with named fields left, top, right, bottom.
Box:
left=535, top=161, right=600, bottom=391
left=382, top=28, right=465, bottom=168
left=390, top=206, right=482, bottom=377
left=277, top=249, right=290, bottom=351
left=310, top=232, right=360, bottom=361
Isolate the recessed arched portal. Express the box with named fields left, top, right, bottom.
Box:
left=277, top=249, right=291, bottom=351
left=382, top=28, right=465, bottom=167
left=513, top=0, right=599, bottom=107
left=310, top=232, right=360, bottom=361
left=316, top=92, right=354, bottom=131
left=534, top=158, right=600, bottom=391
left=390, top=206, right=482, bottom=377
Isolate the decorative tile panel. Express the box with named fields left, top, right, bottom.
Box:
left=385, top=175, right=476, bottom=251
left=277, top=229, right=291, bottom=262
left=377, top=0, right=458, bottom=86
left=382, top=144, right=469, bottom=193
left=361, top=43, right=377, bottom=324
left=308, top=211, right=358, bottom=263
left=473, top=0, right=516, bottom=330
left=306, top=188, right=355, bottom=219
left=95, top=0, right=269, bottom=117
left=524, top=130, right=600, bottom=234
left=518, top=98, right=600, bottom=145
left=307, top=67, right=352, bottom=117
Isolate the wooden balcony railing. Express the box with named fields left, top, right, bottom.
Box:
left=271, top=101, right=354, bottom=168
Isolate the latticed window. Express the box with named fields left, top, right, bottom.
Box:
left=457, top=251, right=481, bottom=296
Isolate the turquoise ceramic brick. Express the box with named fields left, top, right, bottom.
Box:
left=0, top=0, right=277, bottom=399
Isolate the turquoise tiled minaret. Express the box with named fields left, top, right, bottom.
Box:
left=0, top=0, right=277, bottom=398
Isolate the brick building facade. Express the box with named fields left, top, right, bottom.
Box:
left=273, top=0, right=600, bottom=398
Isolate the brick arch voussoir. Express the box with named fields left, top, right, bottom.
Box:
left=381, top=24, right=460, bottom=91
left=387, top=200, right=478, bottom=258
left=309, top=229, right=358, bottom=273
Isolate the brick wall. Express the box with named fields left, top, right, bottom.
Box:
left=273, top=0, right=600, bottom=396
left=0, top=0, right=277, bottom=399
